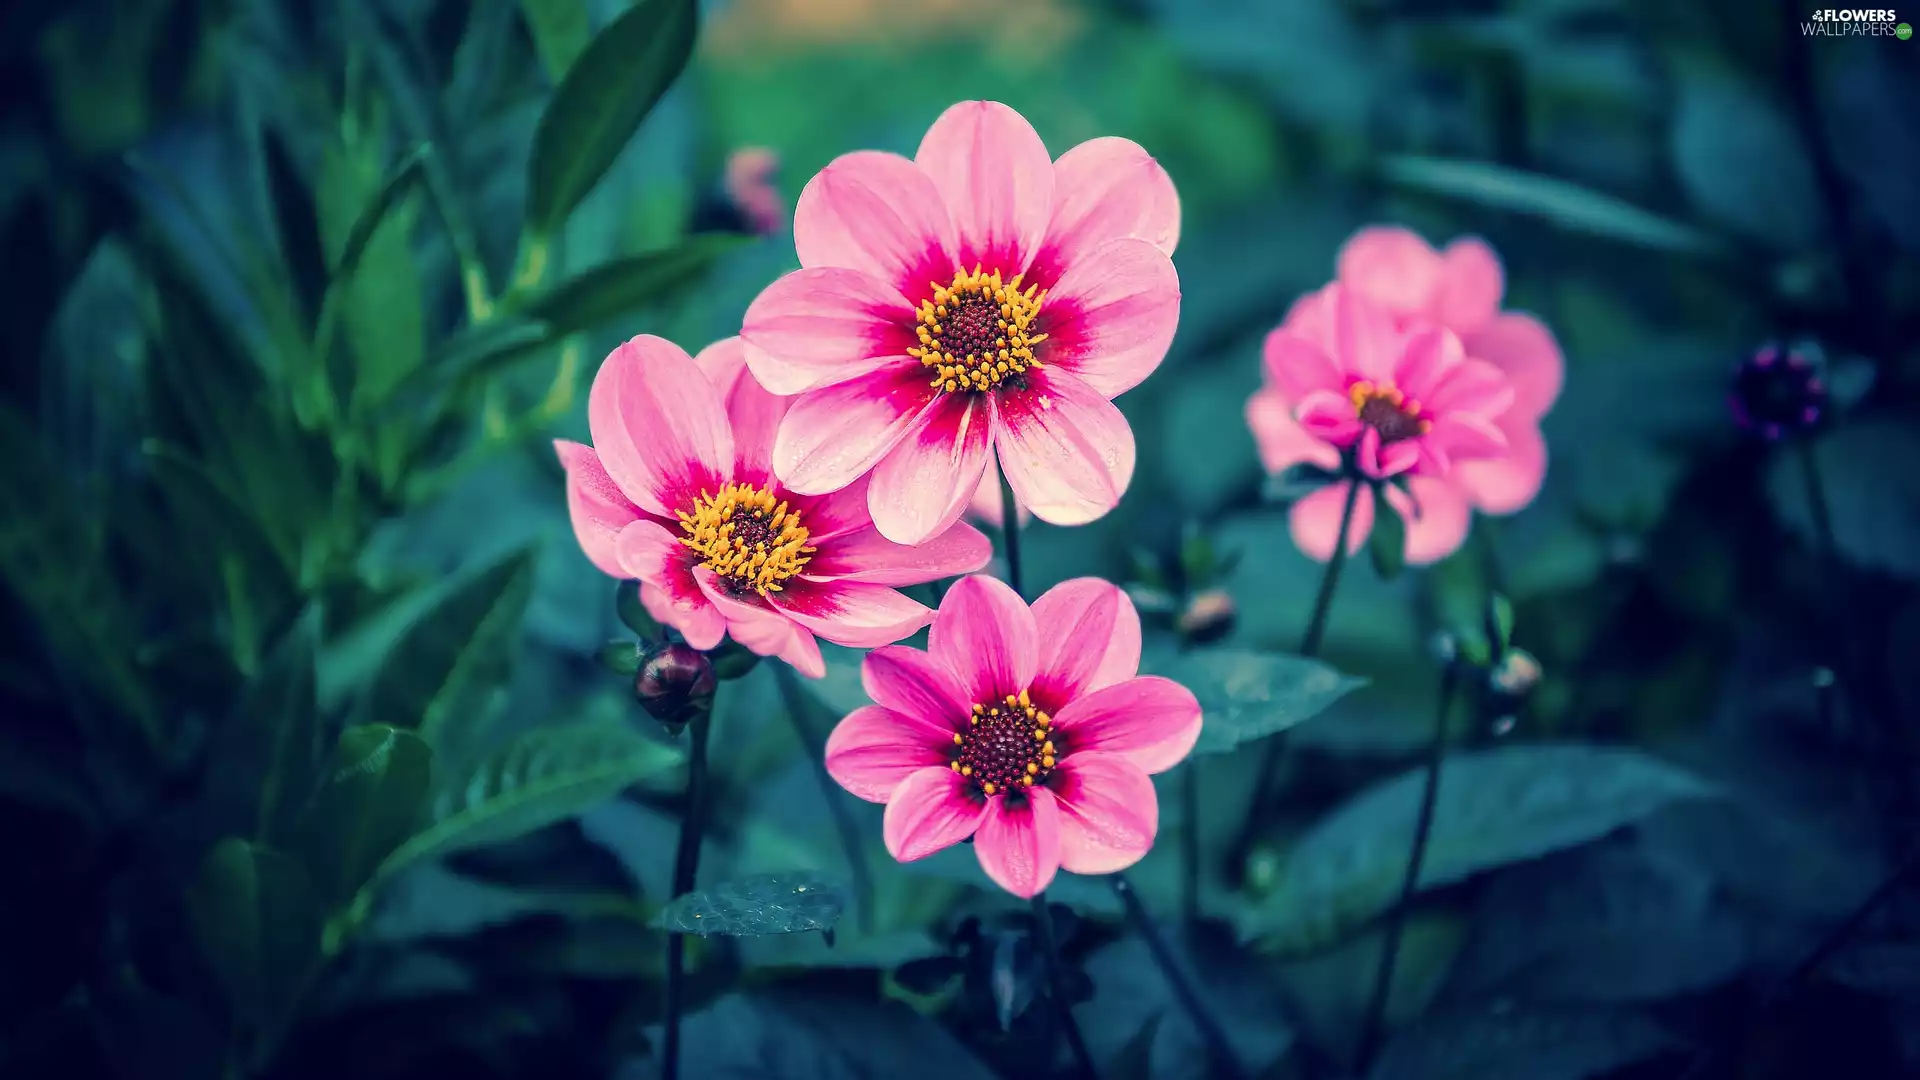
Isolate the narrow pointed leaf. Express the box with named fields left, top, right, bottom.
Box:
left=186, top=839, right=323, bottom=1031
left=294, top=725, right=432, bottom=903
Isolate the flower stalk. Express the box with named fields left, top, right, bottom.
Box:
left=660, top=700, right=715, bottom=1080
left=1030, top=894, right=1100, bottom=1080
left=775, top=663, right=876, bottom=933
left=1355, top=655, right=1459, bottom=1071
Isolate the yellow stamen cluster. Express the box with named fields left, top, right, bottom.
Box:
left=909, top=266, right=1048, bottom=394
left=676, top=482, right=815, bottom=595
left=1347, top=379, right=1433, bottom=443
left=950, top=688, right=1056, bottom=796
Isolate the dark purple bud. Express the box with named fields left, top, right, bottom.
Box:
left=1730, top=342, right=1827, bottom=441
left=634, top=643, right=717, bottom=731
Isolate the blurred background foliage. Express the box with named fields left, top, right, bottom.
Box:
left=2, top=0, right=1918, bottom=1077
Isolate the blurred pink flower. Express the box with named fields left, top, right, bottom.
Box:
left=557, top=336, right=991, bottom=678
left=824, top=575, right=1200, bottom=898
left=741, top=100, right=1181, bottom=545
left=724, top=147, right=787, bottom=236
left=1246, top=228, right=1563, bottom=565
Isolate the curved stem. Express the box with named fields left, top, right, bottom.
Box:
left=1236, top=476, right=1364, bottom=869
left=1031, top=894, right=1100, bottom=1080
left=1108, top=875, right=1247, bottom=1079
left=1355, top=658, right=1458, bottom=1071
left=661, top=706, right=713, bottom=1080
left=775, top=663, right=875, bottom=933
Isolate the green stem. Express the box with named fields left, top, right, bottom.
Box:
left=1107, top=875, right=1248, bottom=1079
left=1355, top=657, right=1458, bottom=1071
left=1235, top=476, right=1363, bottom=870
left=997, top=473, right=1024, bottom=594
left=775, top=664, right=876, bottom=934
left=1031, top=894, right=1100, bottom=1080
left=661, top=705, right=713, bottom=1080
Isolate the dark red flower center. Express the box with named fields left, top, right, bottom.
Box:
left=950, top=690, right=1055, bottom=796
left=1349, top=380, right=1432, bottom=444
left=909, top=268, right=1048, bottom=394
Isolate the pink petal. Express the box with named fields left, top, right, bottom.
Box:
left=1391, top=327, right=1461, bottom=404
left=1030, top=578, right=1141, bottom=709
left=805, top=522, right=992, bottom=586
left=1296, top=388, right=1364, bottom=445
left=616, top=522, right=725, bottom=649
left=1263, top=326, right=1347, bottom=407
left=1464, top=312, right=1564, bottom=422
left=1028, top=136, right=1180, bottom=290
left=554, top=440, right=643, bottom=578
left=785, top=476, right=875, bottom=542
left=740, top=267, right=918, bottom=396
left=696, top=337, right=789, bottom=488
left=884, top=766, right=987, bottom=860
left=993, top=367, right=1136, bottom=527
left=587, top=335, right=733, bottom=518
left=1427, top=412, right=1510, bottom=463
left=1384, top=477, right=1474, bottom=567
left=1245, top=388, right=1341, bottom=475
left=1451, top=420, right=1546, bottom=515
left=1434, top=238, right=1504, bottom=336
left=863, top=645, right=973, bottom=727
left=826, top=706, right=956, bottom=803
left=768, top=577, right=933, bottom=649
left=1036, top=237, right=1180, bottom=398
left=973, top=789, right=1061, bottom=898
left=1357, top=427, right=1419, bottom=479
left=913, top=101, right=1054, bottom=276
left=1289, top=480, right=1375, bottom=562
left=778, top=628, right=826, bottom=679
left=867, top=391, right=994, bottom=546
left=693, top=335, right=749, bottom=395
left=794, top=150, right=959, bottom=300
left=1326, top=283, right=1406, bottom=382
left=1336, top=226, right=1443, bottom=319
left=1423, top=355, right=1514, bottom=419
left=1049, top=752, right=1158, bottom=875
left=928, top=574, right=1038, bottom=704
left=692, top=567, right=799, bottom=653
left=773, top=362, right=939, bottom=495
left=1050, top=675, right=1201, bottom=776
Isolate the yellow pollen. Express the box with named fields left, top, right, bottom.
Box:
left=676, top=482, right=816, bottom=595
left=1347, top=379, right=1434, bottom=442
left=907, top=265, right=1048, bottom=394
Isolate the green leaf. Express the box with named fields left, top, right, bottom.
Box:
left=326, top=143, right=429, bottom=282
left=1488, top=594, right=1515, bottom=654
left=1369, top=483, right=1406, bottom=581
left=185, top=838, right=323, bottom=1031
left=527, top=235, right=747, bottom=335
left=1670, top=71, right=1821, bottom=250
left=362, top=549, right=535, bottom=744
left=258, top=125, right=327, bottom=331
left=398, top=316, right=553, bottom=404
left=519, top=0, right=593, bottom=80
left=294, top=725, right=432, bottom=904
left=1109, top=1014, right=1164, bottom=1080
left=1148, top=648, right=1366, bottom=756
left=524, top=0, right=698, bottom=239
left=1381, top=156, right=1728, bottom=256
left=681, top=991, right=1001, bottom=1079
left=1078, top=926, right=1296, bottom=1077
left=1178, top=522, right=1215, bottom=587
left=596, top=639, right=645, bottom=676
left=240, top=610, right=323, bottom=846
left=1367, top=1006, right=1682, bottom=1080
left=653, top=873, right=848, bottom=937
left=1240, top=744, right=1719, bottom=954
left=1274, top=912, right=1467, bottom=1057
left=1768, top=419, right=1920, bottom=581
left=315, top=125, right=424, bottom=411
left=370, top=721, right=681, bottom=886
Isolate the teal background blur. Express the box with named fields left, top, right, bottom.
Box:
left=4, top=1, right=1919, bottom=1078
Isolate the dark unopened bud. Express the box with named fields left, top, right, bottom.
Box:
left=1175, top=588, right=1237, bottom=644
left=1730, top=343, right=1826, bottom=441
left=634, top=643, right=716, bottom=731
left=1487, top=647, right=1542, bottom=698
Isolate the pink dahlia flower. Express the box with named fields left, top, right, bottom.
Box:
left=741, top=100, right=1181, bottom=545
left=557, top=335, right=992, bottom=678
left=824, top=575, right=1201, bottom=898
left=1246, top=228, right=1563, bottom=565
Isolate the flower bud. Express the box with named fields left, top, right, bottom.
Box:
left=1729, top=343, right=1826, bottom=441
left=633, top=643, right=717, bottom=732
left=1175, top=588, right=1237, bottom=645
left=1487, top=647, right=1542, bottom=698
